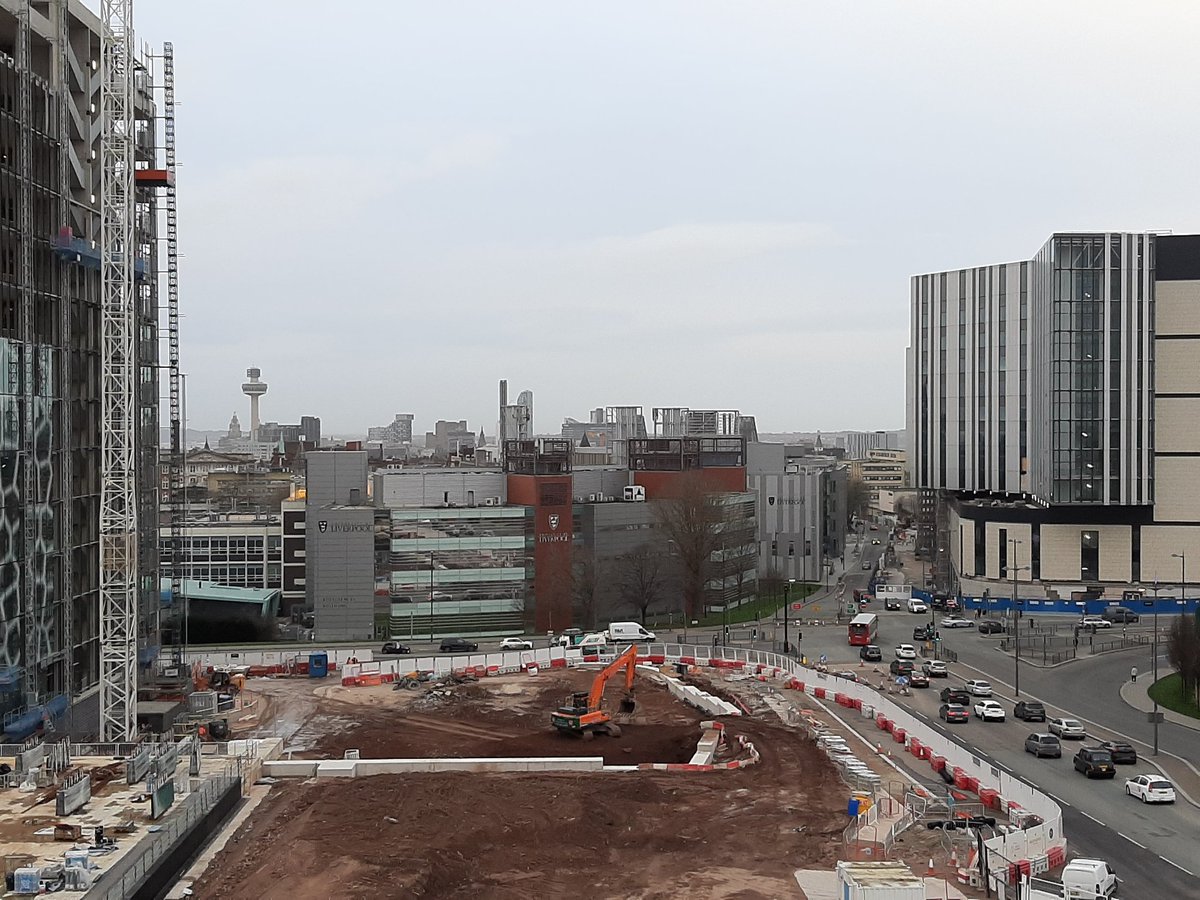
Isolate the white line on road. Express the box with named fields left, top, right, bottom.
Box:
left=1161, top=857, right=1196, bottom=877
left=1079, top=810, right=1107, bottom=827
left=1047, top=792, right=1070, bottom=807
left=1118, top=833, right=1147, bottom=849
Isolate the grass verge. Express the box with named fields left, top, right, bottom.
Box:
left=1147, top=672, right=1200, bottom=719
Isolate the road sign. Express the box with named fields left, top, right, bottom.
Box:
left=1147, top=711, right=1165, bottom=723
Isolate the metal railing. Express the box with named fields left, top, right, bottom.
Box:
left=86, top=768, right=242, bottom=899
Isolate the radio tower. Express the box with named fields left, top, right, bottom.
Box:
left=99, top=0, right=140, bottom=742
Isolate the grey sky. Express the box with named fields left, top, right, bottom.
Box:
left=137, top=1, right=1200, bottom=437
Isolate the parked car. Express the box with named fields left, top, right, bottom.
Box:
left=964, top=679, right=993, bottom=697
left=1125, top=774, right=1176, bottom=803
left=1014, top=700, right=1046, bottom=722
left=908, top=670, right=930, bottom=688
left=498, top=637, right=533, bottom=651
left=940, top=616, right=973, bottom=629
left=939, top=703, right=969, bottom=723
left=860, top=644, right=883, bottom=662
left=907, top=598, right=929, bottom=613
left=973, top=699, right=1006, bottom=721
left=1073, top=747, right=1116, bottom=779
left=1102, top=606, right=1140, bottom=623
left=1080, top=615, right=1112, bottom=630
left=895, top=643, right=917, bottom=660
left=380, top=641, right=411, bottom=655
left=439, top=637, right=479, bottom=653
left=1098, top=740, right=1137, bottom=764
left=1024, top=733, right=1062, bottom=758
left=939, top=687, right=970, bottom=705
left=1048, top=717, right=1087, bottom=739
left=978, top=619, right=1006, bottom=635
left=885, top=597, right=902, bottom=611
left=890, top=659, right=915, bottom=677
left=923, top=659, right=949, bottom=677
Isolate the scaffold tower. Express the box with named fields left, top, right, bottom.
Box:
left=99, top=0, right=140, bottom=742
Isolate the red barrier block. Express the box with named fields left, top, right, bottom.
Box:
left=647, top=655, right=665, bottom=664
left=834, top=692, right=847, bottom=706
left=583, top=655, right=599, bottom=662
left=953, top=769, right=970, bottom=790
left=978, top=788, right=1001, bottom=808
left=851, top=698, right=862, bottom=710
left=814, top=688, right=826, bottom=699
left=930, top=755, right=946, bottom=772
left=679, top=656, right=696, bottom=665
left=909, top=738, right=922, bottom=757
left=1047, top=846, right=1066, bottom=868
left=874, top=714, right=886, bottom=729
left=892, top=727, right=906, bottom=743
left=549, top=658, right=567, bottom=668
left=963, top=776, right=979, bottom=793
left=795, top=681, right=805, bottom=692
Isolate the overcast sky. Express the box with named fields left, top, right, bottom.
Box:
left=136, top=1, right=1200, bottom=438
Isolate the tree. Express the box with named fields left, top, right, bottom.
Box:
left=1166, top=614, right=1200, bottom=704
left=571, top=550, right=600, bottom=632
left=847, top=475, right=870, bottom=524
left=654, top=472, right=724, bottom=619
left=618, top=543, right=665, bottom=625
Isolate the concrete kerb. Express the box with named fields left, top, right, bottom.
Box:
left=1119, top=671, right=1200, bottom=733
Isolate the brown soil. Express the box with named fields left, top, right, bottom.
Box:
left=191, top=669, right=850, bottom=900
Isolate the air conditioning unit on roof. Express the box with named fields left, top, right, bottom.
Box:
left=588, top=494, right=598, bottom=502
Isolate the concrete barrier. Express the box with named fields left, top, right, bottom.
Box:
left=264, top=757, right=607, bottom=778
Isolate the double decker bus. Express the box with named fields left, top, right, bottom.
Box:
left=848, top=612, right=879, bottom=646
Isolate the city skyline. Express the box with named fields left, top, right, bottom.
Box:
left=139, top=1, right=1200, bottom=433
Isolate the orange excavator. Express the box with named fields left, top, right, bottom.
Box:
left=551, top=644, right=638, bottom=738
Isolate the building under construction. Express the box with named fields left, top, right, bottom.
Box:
left=0, top=0, right=165, bottom=739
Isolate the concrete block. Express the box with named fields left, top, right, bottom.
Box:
left=262, top=760, right=320, bottom=778
left=315, top=761, right=358, bottom=778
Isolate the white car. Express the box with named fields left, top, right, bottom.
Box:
left=940, top=616, right=973, bottom=629
left=973, top=700, right=1006, bottom=721
left=895, top=644, right=917, bottom=660
left=1125, top=774, right=1176, bottom=803
left=1080, top=616, right=1112, bottom=629
left=498, top=637, right=533, bottom=651
left=963, top=679, right=993, bottom=696
left=922, top=659, right=948, bottom=677
left=1048, top=717, right=1087, bottom=739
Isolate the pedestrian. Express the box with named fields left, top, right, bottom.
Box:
left=712, top=632, right=719, bottom=648
left=1131, top=666, right=1138, bottom=683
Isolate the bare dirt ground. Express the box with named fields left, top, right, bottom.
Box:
left=191, top=668, right=851, bottom=900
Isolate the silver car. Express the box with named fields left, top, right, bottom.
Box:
left=1048, top=717, right=1086, bottom=739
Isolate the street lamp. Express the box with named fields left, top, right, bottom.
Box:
left=1172, top=552, right=1187, bottom=604
left=784, top=578, right=795, bottom=654
left=1007, top=538, right=1030, bottom=697
left=1151, top=578, right=1161, bottom=756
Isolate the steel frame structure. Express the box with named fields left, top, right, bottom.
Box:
left=163, top=42, right=185, bottom=668
left=99, top=0, right=139, bottom=742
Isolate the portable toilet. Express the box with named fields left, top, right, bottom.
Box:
left=308, top=652, right=328, bottom=679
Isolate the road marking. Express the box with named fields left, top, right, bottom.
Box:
left=1118, top=833, right=1147, bottom=849
left=1047, top=792, right=1070, bottom=807
left=1079, top=810, right=1106, bottom=827
left=1161, top=857, right=1196, bottom=877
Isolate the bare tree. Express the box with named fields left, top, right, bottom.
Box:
left=571, top=550, right=600, bottom=632
left=1167, top=614, right=1200, bottom=704
left=847, top=475, right=871, bottom=523
left=618, top=543, right=665, bottom=625
left=654, top=472, right=724, bottom=619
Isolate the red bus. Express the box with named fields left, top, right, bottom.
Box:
left=848, top=613, right=879, bottom=646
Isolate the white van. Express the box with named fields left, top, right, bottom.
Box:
left=907, top=598, right=928, bottom=614
left=1061, top=859, right=1118, bottom=898
left=607, top=622, right=657, bottom=643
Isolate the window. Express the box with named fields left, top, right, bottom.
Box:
left=1081, top=531, right=1099, bottom=581
left=998, top=528, right=1008, bottom=578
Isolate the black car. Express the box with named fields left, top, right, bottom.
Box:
left=978, top=619, right=1006, bottom=635
left=1099, top=740, right=1138, bottom=764
left=940, top=687, right=971, bottom=706
left=380, top=641, right=411, bottom=655
left=1014, top=701, right=1046, bottom=722
left=913, top=625, right=934, bottom=641
left=859, top=644, right=883, bottom=662
left=439, top=637, right=479, bottom=653
left=939, top=703, right=969, bottom=723
left=1073, top=747, right=1116, bottom=779
left=890, top=659, right=915, bottom=677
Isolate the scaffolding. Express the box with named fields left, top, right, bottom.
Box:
left=99, top=0, right=140, bottom=742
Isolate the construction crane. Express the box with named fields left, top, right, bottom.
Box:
left=551, top=645, right=639, bottom=738
left=99, top=0, right=140, bottom=742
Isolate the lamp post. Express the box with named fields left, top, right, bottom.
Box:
left=783, top=578, right=795, bottom=654
left=429, top=551, right=436, bottom=643
left=1007, top=538, right=1029, bottom=697
left=1172, top=552, right=1187, bottom=604
left=1151, top=578, right=1161, bottom=756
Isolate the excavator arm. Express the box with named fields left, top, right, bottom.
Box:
left=587, top=644, right=639, bottom=710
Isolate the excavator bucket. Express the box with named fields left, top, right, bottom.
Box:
left=619, top=695, right=636, bottom=714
